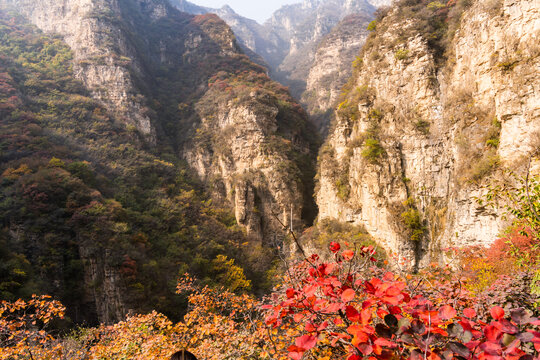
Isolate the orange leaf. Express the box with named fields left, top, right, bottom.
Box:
left=342, top=289, right=355, bottom=302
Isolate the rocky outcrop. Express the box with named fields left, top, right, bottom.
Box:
left=302, top=13, right=372, bottom=131
left=265, top=0, right=379, bottom=98
left=0, top=0, right=157, bottom=142
left=79, top=247, right=125, bottom=324
left=185, top=87, right=317, bottom=240
left=316, top=0, right=540, bottom=269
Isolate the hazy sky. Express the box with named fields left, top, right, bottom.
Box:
left=190, top=0, right=300, bottom=23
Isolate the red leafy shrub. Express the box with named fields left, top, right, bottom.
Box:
left=264, top=243, right=540, bottom=359
left=486, top=227, right=540, bottom=272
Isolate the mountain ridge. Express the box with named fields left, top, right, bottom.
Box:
left=0, top=0, right=318, bottom=323
left=170, top=0, right=392, bottom=105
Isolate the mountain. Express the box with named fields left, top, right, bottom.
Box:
left=301, top=13, right=372, bottom=133
left=315, top=0, right=540, bottom=270
left=170, top=0, right=390, bottom=105
left=168, top=0, right=207, bottom=14
left=168, top=0, right=276, bottom=68
left=0, top=0, right=318, bottom=324
left=265, top=0, right=378, bottom=98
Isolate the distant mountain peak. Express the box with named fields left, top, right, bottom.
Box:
left=220, top=4, right=234, bottom=12
left=302, top=0, right=323, bottom=8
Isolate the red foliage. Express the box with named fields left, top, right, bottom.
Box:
left=486, top=227, right=539, bottom=267
left=120, top=255, right=137, bottom=279
left=264, top=243, right=540, bottom=359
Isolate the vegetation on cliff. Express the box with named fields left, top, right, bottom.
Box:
left=0, top=11, right=271, bottom=324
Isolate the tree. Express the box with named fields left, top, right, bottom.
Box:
left=0, top=295, right=65, bottom=360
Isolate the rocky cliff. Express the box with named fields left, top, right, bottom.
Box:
left=0, top=0, right=317, bottom=241
left=265, top=0, right=381, bottom=98
left=316, top=0, right=540, bottom=269
left=0, top=0, right=158, bottom=142
left=0, top=0, right=317, bottom=323
left=301, top=13, right=372, bottom=132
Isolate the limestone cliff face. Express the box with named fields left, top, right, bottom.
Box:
left=316, top=0, right=540, bottom=269
left=302, top=13, right=372, bottom=131
left=0, top=0, right=156, bottom=141
left=184, top=90, right=316, bottom=240
left=266, top=0, right=380, bottom=98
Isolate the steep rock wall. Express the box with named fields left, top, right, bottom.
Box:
left=184, top=90, right=316, bottom=240
left=0, top=0, right=156, bottom=141
left=316, top=0, right=540, bottom=269
left=302, top=13, right=372, bottom=131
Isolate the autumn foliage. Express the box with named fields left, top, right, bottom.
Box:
left=2, top=242, right=540, bottom=360
left=264, top=243, right=540, bottom=360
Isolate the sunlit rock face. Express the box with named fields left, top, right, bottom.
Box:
left=316, top=0, right=540, bottom=270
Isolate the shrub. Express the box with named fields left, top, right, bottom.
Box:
left=400, top=197, right=426, bottom=242
left=394, top=48, right=410, bottom=60
left=414, top=119, right=430, bottom=134
left=264, top=243, right=540, bottom=360
left=467, top=149, right=499, bottom=182
left=498, top=59, right=518, bottom=71
left=479, top=271, right=539, bottom=315
left=361, top=138, right=385, bottom=163
left=47, top=157, right=65, bottom=168
left=335, top=176, right=351, bottom=201
left=484, top=117, right=501, bottom=148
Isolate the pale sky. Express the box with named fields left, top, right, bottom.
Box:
left=190, top=0, right=300, bottom=23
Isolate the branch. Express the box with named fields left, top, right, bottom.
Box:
left=25, top=339, right=35, bottom=360
left=525, top=154, right=540, bottom=225
left=271, top=211, right=316, bottom=268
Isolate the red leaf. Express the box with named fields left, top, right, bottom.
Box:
left=374, top=338, right=395, bottom=347
left=358, top=343, right=374, bottom=355
left=385, top=286, right=401, bottom=296
left=490, top=306, right=505, bottom=320
left=346, top=305, right=360, bottom=322
left=376, top=308, right=389, bottom=319
left=463, top=308, right=476, bottom=318
left=342, top=250, right=354, bottom=261
left=479, top=340, right=502, bottom=354
left=389, top=306, right=402, bottom=315
left=325, top=302, right=341, bottom=313
left=317, top=321, right=328, bottom=331
left=286, top=288, right=295, bottom=299
left=484, top=324, right=503, bottom=342
left=348, top=324, right=369, bottom=346
left=329, top=242, right=340, bottom=253
left=342, top=288, right=356, bottom=302
left=439, top=305, right=457, bottom=320
left=361, top=308, right=372, bottom=325
left=383, top=272, right=394, bottom=281
left=287, top=345, right=305, bottom=360
left=295, top=334, right=318, bottom=350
